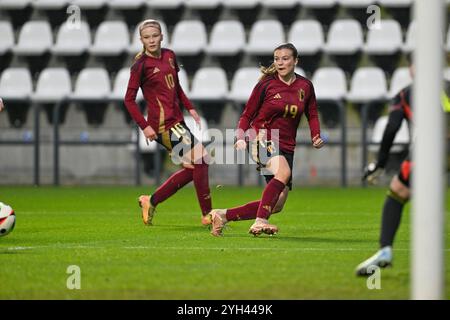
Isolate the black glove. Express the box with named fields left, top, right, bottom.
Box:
left=362, top=162, right=383, bottom=183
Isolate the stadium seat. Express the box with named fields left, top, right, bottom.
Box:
left=288, top=20, right=324, bottom=73
left=33, top=68, right=72, bottom=103
left=0, top=21, right=14, bottom=72
left=206, top=20, right=246, bottom=56
left=170, top=20, right=207, bottom=55
left=245, top=20, right=285, bottom=62
left=32, top=68, right=72, bottom=124
left=13, top=21, right=53, bottom=74
left=364, top=19, right=403, bottom=74
left=347, top=67, right=387, bottom=103
left=13, top=21, right=53, bottom=56
left=170, top=20, right=207, bottom=74
left=190, top=67, right=228, bottom=100
left=90, top=21, right=130, bottom=73
left=312, top=67, right=347, bottom=128
left=189, top=67, right=229, bottom=124
left=0, top=68, right=33, bottom=127
left=312, top=67, right=347, bottom=101
left=205, top=20, right=246, bottom=76
left=388, top=67, right=412, bottom=99
left=52, top=21, right=91, bottom=73
left=403, top=21, right=416, bottom=53
left=72, top=68, right=111, bottom=100
left=90, top=21, right=130, bottom=56
left=324, top=19, right=363, bottom=73
left=365, top=20, right=403, bottom=55
left=347, top=67, right=388, bottom=124
left=129, top=21, right=169, bottom=54
left=324, top=19, right=363, bottom=55
left=71, top=68, right=111, bottom=125
left=52, top=21, right=92, bottom=55
left=228, top=67, right=260, bottom=104
left=288, top=20, right=324, bottom=56
left=0, top=68, right=33, bottom=100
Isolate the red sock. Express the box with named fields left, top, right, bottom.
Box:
left=151, top=168, right=193, bottom=206
left=226, top=200, right=260, bottom=221
left=193, top=163, right=212, bottom=215
left=256, top=178, right=285, bottom=219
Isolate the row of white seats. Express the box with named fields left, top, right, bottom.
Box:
left=0, top=66, right=419, bottom=107
left=0, top=0, right=417, bottom=11
left=0, top=18, right=438, bottom=58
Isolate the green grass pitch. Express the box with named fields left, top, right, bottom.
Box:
left=0, top=185, right=449, bottom=299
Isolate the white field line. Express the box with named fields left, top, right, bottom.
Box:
left=3, top=245, right=450, bottom=252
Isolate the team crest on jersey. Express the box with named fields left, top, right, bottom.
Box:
left=169, top=58, right=175, bottom=69
left=299, top=89, right=305, bottom=101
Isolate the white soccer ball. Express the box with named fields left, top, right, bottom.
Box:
left=0, top=202, right=15, bottom=237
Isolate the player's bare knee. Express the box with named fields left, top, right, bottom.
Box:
left=275, top=169, right=291, bottom=185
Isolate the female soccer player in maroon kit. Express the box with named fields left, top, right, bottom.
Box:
left=124, top=19, right=212, bottom=226
left=210, top=43, right=324, bottom=236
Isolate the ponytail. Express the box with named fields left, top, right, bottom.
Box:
left=134, top=44, right=146, bottom=61
left=259, top=63, right=277, bottom=80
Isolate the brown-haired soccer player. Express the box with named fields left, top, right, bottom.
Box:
left=210, top=43, right=324, bottom=237
left=124, top=19, right=212, bottom=226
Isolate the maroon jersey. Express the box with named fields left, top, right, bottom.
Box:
left=236, top=74, right=321, bottom=153
left=124, top=48, right=193, bottom=132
